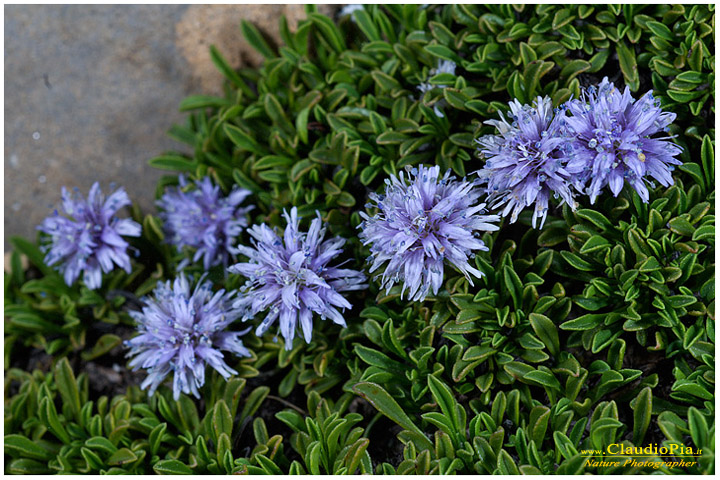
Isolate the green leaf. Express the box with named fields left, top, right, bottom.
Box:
left=306, top=442, right=322, bottom=475
left=224, top=124, right=263, bottom=155
left=693, top=224, right=714, bottom=241
left=309, top=13, right=346, bottom=53
left=560, top=251, right=595, bottom=271
left=240, top=20, right=276, bottom=59
left=576, top=209, right=613, bottom=230
left=553, top=431, right=578, bottom=460
left=209, top=45, right=253, bottom=97
left=39, top=396, right=70, bottom=444
left=667, top=295, right=697, bottom=308
left=354, top=345, right=405, bottom=373
left=529, top=313, right=559, bottom=357
left=148, top=154, right=196, bottom=172
left=6, top=459, right=49, bottom=475
left=687, top=407, right=708, bottom=448
left=81, top=334, right=122, bottom=361
left=345, top=438, right=370, bottom=474
left=81, top=447, right=105, bottom=471
left=424, top=44, right=462, bottom=64
left=646, top=21, right=674, bottom=41
left=371, top=71, right=402, bottom=92
left=668, top=217, right=695, bottom=236
left=528, top=406, right=551, bottom=446
left=154, top=459, right=194, bottom=475
left=107, top=447, right=137, bottom=466
left=296, top=107, right=310, bottom=145
left=212, top=400, right=233, bottom=440
left=149, top=423, right=167, bottom=456
left=427, top=376, right=461, bottom=435
left=337, top=192, right=356, bottom=207
left=616, top=42, right=639, bottom=90
left=179, top=95, right=231, bottom=111
left=561, top=313, right=603, bottom=330
left=580, top=235, right=611, bottom=254
left=523, top=370, right=561, bottom=389
left=290, top=159, right=316, bottom=183
left=84, top=436, right=117, bottom=456
left=497, top=449, right=520, bottom=475
left=674, top=380, right=713, bottom=400
left=256, top=454, right=283, bottom=475
left=632, top=387, right=652, bottom=444
left=354, top=9, right=380, bottom=41
left=55, top=357, right=81, bottom=421
left=560, top=59, right=591, bottom=82
left=701, top=134, right=714, bottom=187
left=4, top=434, right=53, bottom=461
left=240, top=386, right=270, bottom=420
left=254, top=155, right=294, bottom=170
left=503, top=265, right=523, bottom=309
left=352, top=382, right=432, bottom=450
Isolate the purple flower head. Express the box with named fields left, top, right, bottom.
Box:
left=37, top=183, right=141, bottom=289
left=359, top=165, right=500, bottom=302
left=563, top=78, right=682, bottom=203
left=476, top=96, right=578, bottom=229
left=125, top=275, right=251, bottom=400
left=418, top=60, right=457, bottom=118
left=157, top=176, right=252, bottom=270
left=229, top=208, right=366, bottom=350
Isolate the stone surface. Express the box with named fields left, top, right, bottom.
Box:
left=176, top=4, right=337, bottom=94
left=4, top=4, right=337, bottom=249
left=4, top=5, right=194, bottom=248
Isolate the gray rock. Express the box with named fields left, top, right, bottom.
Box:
left=4, top=4, right=336, bottom=249
left=4, top=5, right=195, bottom=248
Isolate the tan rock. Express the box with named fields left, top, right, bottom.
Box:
left=175, top=4, right=338, bottom=94
left=5, top=251, right=28, bottom=274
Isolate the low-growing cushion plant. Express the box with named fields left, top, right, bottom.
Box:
left=5, top=4, right=714, bottom=475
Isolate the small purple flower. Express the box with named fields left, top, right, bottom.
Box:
left=229, top=208, right=366, bottom=350
left=418, top=60, right=457, bottom=118
left=359, top=165, right=500, bottom=302
left=157, top=176, right=252, bottom=270
left=563, top=78, right=683, bottom=203
left=476, top=96, right=577, bottom=229
left=37, top=183, right=141, bottom=289
left=125, top=275, right=251, bottom=400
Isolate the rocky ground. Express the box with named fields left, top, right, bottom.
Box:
left=4, top=4, right=336, bottom=249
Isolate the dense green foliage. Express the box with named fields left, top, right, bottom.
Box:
left=5, top=4, right=715, bottom=474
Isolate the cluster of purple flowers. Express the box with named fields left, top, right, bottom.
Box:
left=359, top=165, right=499, bottom=301
left=157, top=175, right=252, bottom=270
left=37, top=76, right=681, bottom=401
left=563, top=79, right=682, bottom=203
left=476, top=96, right=576, bottom=229
left=229, top=207, right=366, bottom=349
left=124, top=275, right=251, bottom=400
left=476, top=77, right=682, bottom=226
left=37, top=182, right=141, bottom=289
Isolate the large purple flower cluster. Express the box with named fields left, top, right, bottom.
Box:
left=157, top=176, right=252, bottom=270
left=564, top=78, right=683, bottom=203
left=34, top=76, right=682, bottom=400
left=477, top=77, right=682, bottom=225
left=229, top=207, right=366, bottom=350
left=359, top=165, right=500, bottom=302
left=476, top=96, right=576, bottom=229
left=125, top=275, right=251, bottom=400
left=38, top=182, right=141, bottom=289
